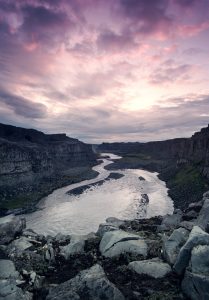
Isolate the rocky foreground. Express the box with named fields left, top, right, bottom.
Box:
left=1, top=192, right=209, bottom=300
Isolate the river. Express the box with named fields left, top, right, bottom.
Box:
left=24, top=153, right=173, bottom=236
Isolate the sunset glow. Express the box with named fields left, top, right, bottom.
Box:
left=0, top=0, right=209, bottom=142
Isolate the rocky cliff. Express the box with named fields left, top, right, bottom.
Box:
left=99, top=125, right=209, bottom=168
left=98, top=125, right=209, bottom=208
left=0, top=123, right=97, bottom=213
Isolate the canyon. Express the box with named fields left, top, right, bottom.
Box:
left=98, top=125, right=209, bottom=209
left=0, top=123, right=97, bottom=214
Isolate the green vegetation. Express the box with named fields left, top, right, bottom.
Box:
left=165, top=165, right=209, bottom=209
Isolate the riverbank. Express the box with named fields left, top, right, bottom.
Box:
left=1, top=191, right=209, bottom=299
left=0, top=167, right=98, bottom=217
left=103, top=152, right=209, bottom=210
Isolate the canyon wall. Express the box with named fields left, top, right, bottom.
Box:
left=0, top=123, right=97, bottom=212
left=99, top=125, right=209, bottom=179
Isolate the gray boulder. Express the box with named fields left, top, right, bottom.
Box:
left=0, top=215, right=26, bottom=245
left=129, top=258, right=171, bottom=279
left=182, top=271, right=209, bottom=300
left=191, top=245, right=209, bottom=275
left=100, top=230, right=147, bottom=258
left=96, top=223, right=118, bottom=238
left=46, top=264, right=124, bottom=300
left=179, top=221, right=194, bottom=231
left=7, top=237, right=33, bottom=256
left=105, top=217, right=124, bottom=227
left=196, top=198, right=209, bottom=230
left=163, top=227, right=189, bottom=265
left=60, top=233, right=96, bottom=259
left=182, top=210, right=198, bottom=221
left=158, top=211, right=182, bottom=231
left=186, top=200, right=203, bottom=213
left=0, top=260, right=20, bottom=280
left=173, top=226, right=209, bottom=275
left=0, top=279, right=32, bottom=300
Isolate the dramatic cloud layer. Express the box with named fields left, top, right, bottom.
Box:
left=0, top=0, right=209, bottom=142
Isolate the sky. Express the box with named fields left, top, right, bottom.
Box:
left=0, top=0, right=209, bottom=143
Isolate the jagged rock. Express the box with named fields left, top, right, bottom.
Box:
left=60, top=233, right=96, bottom=259
left=182, top=271, right=209, bottom=300
left=191, top=245, right=209, bottom=275
left=163, top=227, right=189, bottom=265
left=0, top=260, right=20, bottom=280
left=54, top=233, right=70, bottom=244
left=29, top=271, right=36, bottom=285
left=46, top=264, right=125, bottom=300
left=0, top=279, right=32, bottom=300
left=0, top=215, right=26, bottom=245
left=129, top=258, right=171, bottom=279
left=105, top=217, right=124, bottom=227
left=182, top=210, right=198, bottom=221
left=7, top=237, right=33, bottom=256
left=99, top=230, right=147, bottom=258
left=139, top=176, right=145, bottom=181
left=22, top=229, right=38, bottom=239
left=96, top=223, right=118, bottom=238
left=173, top=226, right=209, bottom=275
left=179, top=221, right=194, bottom=231
left=158, top=211, right=182, bottom=231
left=45, top=244, right=55, bottom=262
left=196, top=198, right=209, bottom=230
left=186, top=200, right=203, bottom=213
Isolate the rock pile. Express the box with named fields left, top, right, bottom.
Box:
left=1, top=192, right=209, bottom=299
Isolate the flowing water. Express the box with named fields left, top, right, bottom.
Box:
left=24, top=153, right=173, bottom=236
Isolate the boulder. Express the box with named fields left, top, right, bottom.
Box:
left=46, top=264, right=124, bottom=300
left=196, top=198, right=209, bottom=230
left=179, top=221, right=194, bottom=231
left=158, top=211, right=182, bottom=231
left=0, top=260, right=20, bottom=280
left=163, top=227, right=189, bottom=265
left=60, top=233, right=96, bottom=259
left=45, top=244, right=55, bottom=262
left=186, top=200, right=203, bottom=213
left=0, top=215, right=26, bottom=245
left=191, top=245, right=209, bottom=275
left=7, top=237, right=33, bottom=256
left=182, top=210, right=198, bottom=221
left=100, top=230, right=147, bottom=258
left=0, top=279, right=32, bottom=300
left=96, top=223, right=118, bottom=238
left=105, top=217, right=124, bottom=227
left=129, top=258, right=171, bottom=279
left=182, top=271, right=209, bottom=300
left=173, top=226, right=209, bottom=275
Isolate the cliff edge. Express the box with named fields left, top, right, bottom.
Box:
left=0, top=123, right=97, bottom=213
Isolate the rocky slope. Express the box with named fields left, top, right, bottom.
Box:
left=0, top=123, right=97, bottom=214
left=98, top=125, right=209, bottom=209
left=1, top=191, right=209, bottom=299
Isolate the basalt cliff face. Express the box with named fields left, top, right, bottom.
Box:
left=98, top=125, right=209, bottom=208
left=0, top=123, right=97, bottom=212
left=99, top=125, right=209, bottom=176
